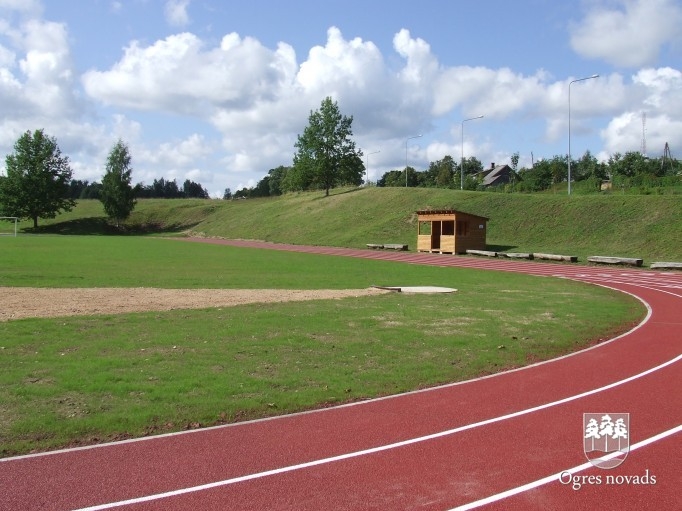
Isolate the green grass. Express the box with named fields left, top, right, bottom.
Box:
left=10, top=187, right=681, bottom=263
left=0, top=236, right=643, bottom=456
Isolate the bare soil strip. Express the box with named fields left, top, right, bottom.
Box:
left=0, top=287, right=389, bottom=321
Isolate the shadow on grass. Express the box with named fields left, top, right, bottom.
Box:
left=486, top=244, right=518, bottom=252
left=312, top=187, right=364, bottom=201
left=25, top=217, right=199, bottom=236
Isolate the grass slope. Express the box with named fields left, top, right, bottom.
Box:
left=16, top=188, right=682, bottom=263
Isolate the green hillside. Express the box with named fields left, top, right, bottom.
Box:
left=14, top=187, right=682, bottom=264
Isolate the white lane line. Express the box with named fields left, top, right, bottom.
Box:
left=571, top=277, right=682, bottom=300
left=450, top=424, right=682, bottom=511
left=72, top=354, right=681, bottom=511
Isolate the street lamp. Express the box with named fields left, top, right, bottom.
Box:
left=568, top=74, right=599, bottom=195
left=405, top=134, right=422, bottom=187
left=461, top=115, right=483, bottom=190
left=365, top=150, right=380, bottom=184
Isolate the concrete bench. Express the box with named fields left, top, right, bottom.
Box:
left=366, top=243, right=408, bottom=251
left=466, top=249, right=498, bottom=257
left=650, top=262, right=682, bottom=270
left=533, top=253, right=578, bottom=263
left=588, top=256, right=643, bottom=267
left=500, top=252, right=534, bottom=260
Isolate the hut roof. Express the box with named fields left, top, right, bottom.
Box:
left=416, top=209, right=489, bottom=220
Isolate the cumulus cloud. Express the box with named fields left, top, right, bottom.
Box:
left=601, top=67, right=682, bottom=156
left=82, top=32, right=296, bottom=115
left=570, top=0, right=682, bottom=68
left=0, top=16, right=83, bottom=136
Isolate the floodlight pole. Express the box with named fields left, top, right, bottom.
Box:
left=568, top=74, right=599, bottom=195
left=461, top=115, right=484, bottom=190
left=365, top=150, right=380, bottom=184
left=405, top=134, right=422, bottom=187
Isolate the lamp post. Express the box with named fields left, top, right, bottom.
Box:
left=365, top=150, right=380, bottom=184
left=568, top=74, right=599, bottom=195
left=405, top=134, right=422, bottom=187
left=461, top=115, right=483, bottom=190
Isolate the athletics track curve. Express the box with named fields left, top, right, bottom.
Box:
left=1, top=239, right=680, bottom=511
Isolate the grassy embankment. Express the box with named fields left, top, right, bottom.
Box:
left=21, top=187, right=682, bottom=263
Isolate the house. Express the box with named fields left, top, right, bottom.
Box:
left=475, top=163, right=520, bottom=187
left=417, top=209, right=488, bottom=254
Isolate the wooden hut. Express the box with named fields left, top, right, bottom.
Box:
left=417, top=209, right=488, bottom=254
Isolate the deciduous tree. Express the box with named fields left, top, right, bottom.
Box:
left=100, top=139, right=136, bottom=227
left=0, top=129, right=75, bottom=228
left=291, top=97, right=364, bottom=196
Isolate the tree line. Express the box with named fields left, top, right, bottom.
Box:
left=233, top=147, right=680, bottom=199
left=70, top=177, right=210, bottom=200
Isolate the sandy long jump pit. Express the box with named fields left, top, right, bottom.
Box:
left=0, top=287, right=394, bottom=321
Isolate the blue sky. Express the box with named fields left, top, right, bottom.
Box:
left=1, top=0, right=680, bottom=196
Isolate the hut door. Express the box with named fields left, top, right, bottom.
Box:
left=431, top=221, right=441, bottom=250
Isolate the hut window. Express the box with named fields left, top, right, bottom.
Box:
left=456, top=220, right=469, bottom=236
left=419, top=221, right=431, bottom=235
left=442, top=220, right=454, bottom=235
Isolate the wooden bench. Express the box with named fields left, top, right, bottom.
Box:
left=533, top=253, right=578, bottom=263
left=588, top=256, right=643, bottom=267
left=650, top=262, right=682, bottom=270
left=366, top=244, right=384, bottom=249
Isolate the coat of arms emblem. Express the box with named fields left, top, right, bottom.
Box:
left=583, top=413, right=629, bottom=469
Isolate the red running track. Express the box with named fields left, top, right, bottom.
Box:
left=1, top=239, right=680, bottom=511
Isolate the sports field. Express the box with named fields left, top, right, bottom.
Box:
left=0, top=235, right=642, bottom=457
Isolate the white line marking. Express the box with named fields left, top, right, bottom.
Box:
left=449, top=424, right=682, bottom=511
left=72, top=354, right=681, bottom=511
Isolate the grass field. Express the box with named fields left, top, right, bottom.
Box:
left=0, top=235, right=643, bottom=457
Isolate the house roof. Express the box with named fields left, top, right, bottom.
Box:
left=480, top=165, right=514, bottom=186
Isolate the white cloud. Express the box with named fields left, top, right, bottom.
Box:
left=0, top=0, right=42, bottom=15
left=164, top=0, right=191, bottom=27
left=82, top=32, right=295, bottom=115
left=432, top=66, right=550, bottom=120
left=570, top=0, right=682, bottom=68
left=601, top=67, right=682, bottom=156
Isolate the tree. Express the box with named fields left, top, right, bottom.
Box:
left=0, top=129, right=75, bottom=228
left=292, top=97, right=364, bottom=196
left=222, top=188, right=233, bottom=200
left=100, top=139, right=136, bottom=227
left=376, top=169, right=404, bottom=187
left=267, top=166, right=289, bottom=196
left=182, top=179, right=209, bottom=198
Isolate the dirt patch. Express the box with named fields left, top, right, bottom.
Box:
left=0, top=287, right=389, bottom=321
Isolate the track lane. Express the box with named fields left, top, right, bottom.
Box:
left=1, top=240, right=679, bottom=510
left=66, top=358, right=682, bottom=511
